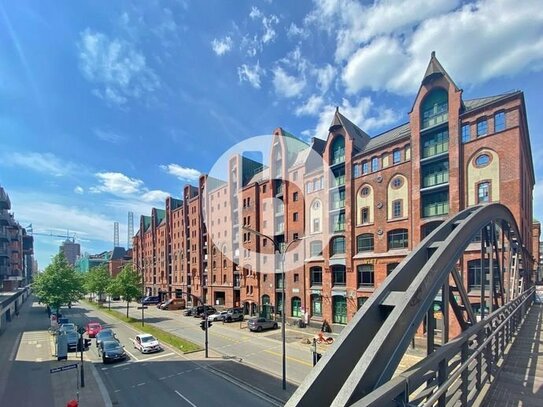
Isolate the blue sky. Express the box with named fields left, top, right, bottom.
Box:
left=1, top=0, right=542, bottom=269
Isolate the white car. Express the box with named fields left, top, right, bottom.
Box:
left=207, top=311, right=228, bottom=322
left=133, top=334, right=162, bottom=354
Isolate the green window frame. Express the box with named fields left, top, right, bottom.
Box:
left=291, top=297, right=302, bottom=317
left=422, top=129, right=449, bottom=158
left=311, top=294, right=322, bottom=317
left=422, top=190, right=449, bottom=218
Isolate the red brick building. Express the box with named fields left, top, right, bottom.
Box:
left=133, top=54, right=539, bottom=330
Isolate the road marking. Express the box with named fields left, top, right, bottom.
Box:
left=159, top=376, right=167, bottom=380
left=263, top=349, right=313, bottom=367
left=90, top=358, right=114, bottom=407
left=124, top=348, right=139, bottom=362
left=9, top=333, right=21, bottom=361
left=175, top=390, right=198, bottom=407
left=141, top=352, right=174, bottom=361
left=137, top=382, right=145, bottom=387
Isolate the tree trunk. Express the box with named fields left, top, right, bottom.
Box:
left=126, top=301, right=129, bottom=318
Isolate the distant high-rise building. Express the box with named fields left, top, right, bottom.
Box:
left=60, top=239, right=80, bottom=266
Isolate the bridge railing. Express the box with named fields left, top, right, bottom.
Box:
left=355, top=286, right=535, bottom=407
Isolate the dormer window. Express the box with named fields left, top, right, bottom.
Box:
left=421, top=88, right=448, bottom=129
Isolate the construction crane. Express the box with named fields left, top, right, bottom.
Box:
left=26, top=224, right=77, bottom=243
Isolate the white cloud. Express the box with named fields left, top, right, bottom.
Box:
left=340, top=0, right=543, bottom=94
left=94, top=129, right=126, bottom=144
left=160, top=164, right=201, bottom=182
left=249, top=6, right=263, bottom=20
left=91, top=172, right=144, bottom=195
left=286, top=23, right=307, bottom=39
left=342, top=36, right=408, bottom=94
left=238, top=61, right=265, bottom=89
left=295, top=95, right=324, bottom=116
left=272, top=67, right=306, bottom=98
left=261, top=14, right=279, bottom=44
left=141, top=190, right=170, bottom=202
left=78, top=29, right=160, bottom=105
left=1, top=152, right=78, bottom=177
left=74, top=186, right=84, bottom=194
left=211, top=36, right=233, bottom=56
left=313, top=64, right=336, bottom=93
left=308, top=97, right=400, bottom=140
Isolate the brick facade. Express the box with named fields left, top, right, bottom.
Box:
left=133, top=55, right=538, bottom=333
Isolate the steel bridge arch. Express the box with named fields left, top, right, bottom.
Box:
left=287, top=203, right=527, bottom=407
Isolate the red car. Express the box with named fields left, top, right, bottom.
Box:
left=86, top=322, right=103, bottom=338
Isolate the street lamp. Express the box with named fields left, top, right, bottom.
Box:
left=243, top=226, right=301, bottom=391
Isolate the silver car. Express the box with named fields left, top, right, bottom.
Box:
left=208, top=311, right=229, bottom=322
left=247, top=317, right=278, bottom=332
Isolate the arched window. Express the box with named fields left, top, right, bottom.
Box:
left=292, top=297, right=302, bottom=317
left=357, top=264, right=374, bottom=287
left=330, top=236, right=345, bottom=256
left=331, top=136, right=345, bottom=164
left=356, top=234, right=374, bottom=252
left=332, top=265, right=346, bottom=286
left=387, top=229, right=408, bottom=250
left=421, top=88, right=448, bottom=129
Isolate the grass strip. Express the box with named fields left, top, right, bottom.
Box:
left=83, top=300, right=202, bottom=354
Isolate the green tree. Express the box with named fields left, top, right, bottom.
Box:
left=84, top=264, right=111, bottom=302
left=110, top=264, right=141, bottom=318
left=33, top=253, right=85, bottom=312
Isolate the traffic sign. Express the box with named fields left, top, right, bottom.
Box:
left=50, top=363, right=78, bottom=374
left=137, top=306, right=148, bottom=310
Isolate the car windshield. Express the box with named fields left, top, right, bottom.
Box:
left=89, top=323, right=100, bottom=329
left=104, top=342, right=121, bottom=350
left=98, top=330, right=113, bottom=337
left=141, top=336, right=156, bottom=343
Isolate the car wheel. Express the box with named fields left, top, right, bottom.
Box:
left=257, top=326, right=263, bottom=332
left=273, top=323, right=278, bottom=329
left=102, top=357, right=107, bottom=364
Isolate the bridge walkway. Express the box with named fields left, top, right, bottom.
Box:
left=482, top=304, right=543, bottom=406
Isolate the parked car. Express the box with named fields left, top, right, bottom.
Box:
left=160, top=298, right=186, bottom=310
left=133, top=334, right=162, bottom=354
left=85, top=322, right=102, bottom=338
left=141, top=296, right=161, bottom=305
left=225, top=309, right=244, bottom=323
left=183, top=308, right=194, bottom=316
left=59, top=323, right=77, bottom=333
left=96, top=328, right=118, bottom=348
left=207, top=311, right=229, bottom=322
left=192, top=306, right=217, bottom=318
left=248, top=317, right=278, bottom=332
left=64, top=330, right=83, bottom=351
left=99, top=340, right=126, bottom=363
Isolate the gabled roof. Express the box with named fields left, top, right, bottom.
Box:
left=362, top=123, right=411, bottom=155
left=155, top=209, right=166, bottom=225
left=422, top=51, right=459, bottom=91
left=329, top=109, right=371, bottom=153
left=111, top=247, right=127, bottom=260
left=170, top=198, right=183, bottom=210
left=142, top=215, right=151, bottom=231
left=463, top=90, right=521, bottom=113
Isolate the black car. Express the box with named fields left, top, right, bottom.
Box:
left=192, top=306, right=217, bottom=318
left=96, top=328, right=118, bottom=348
left=99, top=340, right=126, bottom=363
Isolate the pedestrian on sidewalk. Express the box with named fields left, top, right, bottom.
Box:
left=47, top=305, right=51, bottom=318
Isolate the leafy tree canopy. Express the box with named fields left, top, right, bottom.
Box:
left=109, top=264, right=141, bottom=317
left=84, top=264, right=111, bottom=298
left=33, top=253, right=85, bottom=310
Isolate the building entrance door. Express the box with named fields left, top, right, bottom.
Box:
left=332, top=296, right=347, bottom=324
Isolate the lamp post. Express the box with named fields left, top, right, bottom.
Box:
left=243, top=226, right=300, bottom=391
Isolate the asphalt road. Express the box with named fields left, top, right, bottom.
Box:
left=106, top=300, right=317, bottom=384
left=63, top=303, right=278, bottom=407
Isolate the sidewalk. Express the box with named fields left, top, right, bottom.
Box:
left=7, top=298, right=110, bottom=407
